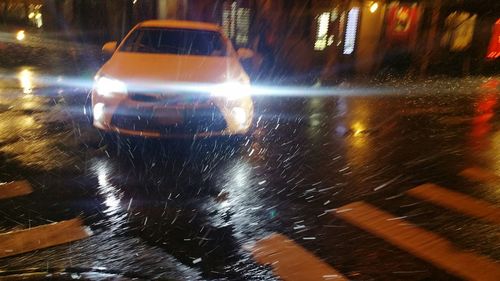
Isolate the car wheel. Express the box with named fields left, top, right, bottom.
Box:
left=99, top=131, right=123, bottom=155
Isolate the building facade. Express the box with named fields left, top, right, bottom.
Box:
left=0, top=0, right=498, bottom=78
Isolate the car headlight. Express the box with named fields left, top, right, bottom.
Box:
left=231, top=107, right=248, bottom=126
left=211, top=81, right=251, bottom=100
left=93, top=103, right=105, bottom=121
left=94, top=76, right=127, bottom=97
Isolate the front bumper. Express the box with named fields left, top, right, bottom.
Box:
left=92, top=91, right=253, bottom=138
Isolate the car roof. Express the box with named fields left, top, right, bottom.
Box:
left=138, top=20, right=222, bottom=32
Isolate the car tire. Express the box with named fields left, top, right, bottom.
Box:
left=100, top=131, right=123, bottom=156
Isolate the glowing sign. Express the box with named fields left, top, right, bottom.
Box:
left=343, top=8, right=360, bottom=55
left=314, top=12, right=331, bottom=51
left=486, top=19, right=500, bottom=59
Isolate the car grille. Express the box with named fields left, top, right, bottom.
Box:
left=129, top=93, right=159, bottom=103
left=129, top=93, right=211, bottom=105
left=110, top=103, right=227, bottom=135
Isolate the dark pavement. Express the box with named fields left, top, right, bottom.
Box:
left=0, top=62, right=499, bottom=280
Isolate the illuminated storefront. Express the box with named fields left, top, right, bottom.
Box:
left=312, top=1, right=422, bottom=76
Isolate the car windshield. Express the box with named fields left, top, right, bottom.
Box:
left=120, top=27, right=227, bottom=56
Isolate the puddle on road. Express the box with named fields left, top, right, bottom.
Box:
left=0, top=73, right=77, bottom=170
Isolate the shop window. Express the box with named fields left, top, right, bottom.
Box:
left=343, top=7, right=359, bottom=55
left=441, top=11, right=477, bottom=52
left=314, top=12, right=331, bottom=50
left=314, top=7, right=346, bottom=52
left=222, top=1, right=250, bottom=46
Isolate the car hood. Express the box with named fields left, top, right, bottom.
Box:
left=99, top=52, right=247, bottom=85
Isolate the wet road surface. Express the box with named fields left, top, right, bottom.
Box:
left=0, top=65, right=499, bottom=280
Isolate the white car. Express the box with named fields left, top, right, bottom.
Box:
left=92, top=20, right=254, bottom=138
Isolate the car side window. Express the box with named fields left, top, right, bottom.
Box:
left=120, top=29, right=141, bottom=52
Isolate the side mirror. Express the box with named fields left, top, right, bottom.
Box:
left=237, top=48, right=254, bottom=60
left=102, top=41, right=117, bottom=57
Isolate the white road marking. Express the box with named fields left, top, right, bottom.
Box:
left=0, top=180, right=33, bottom=200
left=252, top=233, right=347, bottom=281
left=407, top=183, right=500, bottom=224
left=0, top=218, right=90, bottom=259
left=335, top=201, right=500, bottom=281
left=460, top=167, right=500, bottom=183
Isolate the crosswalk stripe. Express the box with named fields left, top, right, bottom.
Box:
left=335, top=201, right=500, bottom=281
left=460, top=167, right=500, bottom=183
left=407, top=183, right=500, bottom=224
left=252, top=233, right=347, bottom=281
left=0, top=218, right=91, bottom=259
left=0, top=180, right=33, bottom=200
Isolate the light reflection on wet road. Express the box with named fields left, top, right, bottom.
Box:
left=0, top=68, right=499, bottom=280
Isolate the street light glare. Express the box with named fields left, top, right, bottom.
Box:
left=16, top=30, right=25, bottom=41
left=370, top=2, right=379, bottom=13
left=18, top=68, right=33, bottom=94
